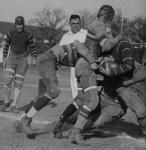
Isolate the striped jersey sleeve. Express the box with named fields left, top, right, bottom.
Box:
left=113, top=41, right=134, bottom=76
left=27, top=33, right=37, bottom=57
left=3, top=32, right=11, bottom=58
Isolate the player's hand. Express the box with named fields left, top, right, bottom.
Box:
left=99, top=62, right=111, bottom=75
left=91, top=62, right=98, bottom=70
left=31, top=57, right=37, bottom=65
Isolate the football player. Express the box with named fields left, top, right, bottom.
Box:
left=2, top=16, right=37, bottom=112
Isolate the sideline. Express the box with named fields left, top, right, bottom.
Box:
left=0, top=81, right=71, bottom=91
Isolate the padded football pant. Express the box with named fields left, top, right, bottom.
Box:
left=4, top=51, right=28, bottom=89
left=63, top=87, right=126, bottom=132
left=38, top=51, right=60, bottom=100
left=74, top=57, right=99, bottom=111
left=118, top=85, right=146, bottom=135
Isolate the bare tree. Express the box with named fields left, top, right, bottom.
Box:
left=130, top=17, right=146, bottom=42
left=29, top=7, right=67, bottom=43
left=112, top=9, right=146, bottom=42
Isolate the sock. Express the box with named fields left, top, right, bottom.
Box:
left=33, top=95, right=51, bottom=111
left=74, top=105, right=91, bottom=129
left=4, top=86, right=11, bottom=103
left=60, top=102, right=78, bottom=123
left=27, top=106, right=37, bottom=118
left=11, top=88, right=21, bottom=106
left=19, top=95, right=51, bottom=119
left=19, top=102, right=35, bottom=119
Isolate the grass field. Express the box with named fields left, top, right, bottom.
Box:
left=0, top=66, right=146, bottom=150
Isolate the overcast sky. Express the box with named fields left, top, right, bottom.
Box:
left=0, top=0, right=146, bottom=23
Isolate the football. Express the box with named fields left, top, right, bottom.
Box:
left=101, top=61, right=118, bottom=70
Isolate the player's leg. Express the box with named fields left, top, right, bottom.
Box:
left=38, top=77, right=47, bottom=96
left=17, top=46, right=60, bottom=112
left=13, top=51, right=59, bottom=135
left=70, top=67, right=78, bottom=100
left=118, top=86, right=146, bottom=137
left=53, top=79, right=84, bottom=138
left=37, top=44, right=74, bottom=97
left=2, top=55, right=15, bottom=111
left=13, top=45, right=67, bottom=135
left=69, top=58, right=99, bottom=144
left=53, top=57, right=84, bottom=138
left=81, top=91, right=126, bottom=135
left=10, top=56, right=28, bottom=112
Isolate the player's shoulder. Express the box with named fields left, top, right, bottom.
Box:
left=8, top=29, right=16, bottom=35
left=87, top=19, right=105, bottom=30
left=6, top=29, right=16, bottom=39
left=86, top=19, right=106, bottom=38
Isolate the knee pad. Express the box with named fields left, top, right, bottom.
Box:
left=79, top=105, right=91, bottom=118
left=74, top=97, right=84, bottom=109
left=14, top=74, right=25, bottom=89
left=78, top=70, right=99, bottom=111
left=40, top=76, right=59, bottom=99
left=84, top=86, right=99, bottom=111
left=4, top=68, right=15, bottom=87
left=38, top=61, right=59, bottom=99
left=46, top=85, right=60, bottom=99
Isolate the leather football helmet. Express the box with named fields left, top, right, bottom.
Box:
left=15, top=16, right=25, bottom=26
left=97, top=5, right=115, bottom=22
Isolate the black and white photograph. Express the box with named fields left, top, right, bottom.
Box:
left=0, top=0, right=146, bottom=149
